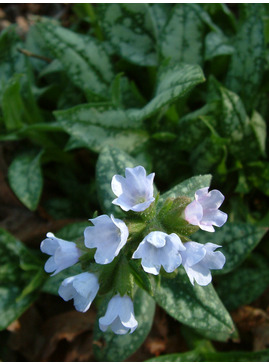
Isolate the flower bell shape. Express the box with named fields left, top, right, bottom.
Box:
left=40, top=232, right=81, bottom=276
left=184, top=187, right=228, bottom=232
left=180, top=242, right=226, bottom=286
left=99, top=294, right=138, bottom=335
left=58, top=272, right=99, bottom=312
left=132, top=231, right=186, bottom=275
left=111, top=166, right=155, bottom=212
left=84, top=214, right=129, bottom=264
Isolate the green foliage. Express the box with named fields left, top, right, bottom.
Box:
left=1, top=3, right=269, bottom=360
left=0, top=228, right=46, bottom=330
left=153, top=268, right=235, bottom=341
left=192, top=223, right=267, bottom=274
left=98, top=4, right=157, bottom=66
left=147, top=348, right=269, bottom=362
left=36, top=18, right=114, bottom=100
left=8, top=150, right=43, bottom=211
left=159, top=175, right=212, bottom=203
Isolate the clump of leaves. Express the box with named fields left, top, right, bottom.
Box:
left=0, top=3, right=269, bottom=362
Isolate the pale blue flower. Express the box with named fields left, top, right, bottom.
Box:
left=99, top=294, right=138, bottom=335
left=111, top=166, right=155, bottom=212
left=181, top=241, right=226, bottom=286
left=84, top=214, right=129, bottom=264
left=132, top=231, right=186, bottom=275
left=58, top=272, right=99, bottom=312
left=184, top=187, right=228, bottom=232
left=40, top=232, right=81, bottom=276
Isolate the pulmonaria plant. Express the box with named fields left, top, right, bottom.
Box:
left=41, top=166, right=228, bottom=335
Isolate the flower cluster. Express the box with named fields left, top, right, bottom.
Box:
left=41, top=166, right=228, bottom=335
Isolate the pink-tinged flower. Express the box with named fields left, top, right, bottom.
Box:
left=132, top=231, right=186, bottom=275
left=111, top=166, right=155, bottom=212
left=84, top=214, right=129, bottom=264
left=181, top=242, right=226, bottom=286
left=99, top=294, right=138, bottom=335
left=184, top=187, right=228, bottom=232
left=40, top=232, right=81, bottom=276
left=58, top=272, right=99, bottom=312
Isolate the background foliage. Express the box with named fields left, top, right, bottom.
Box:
left=0, top=3, right=269, bottom=361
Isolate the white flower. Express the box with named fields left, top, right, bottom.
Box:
left=40, top=232, right=81, bottom=276
left=84, top=214, right=129, bottom=264
left=111, top=166, right=155, bottom=212
left=58, top=272, right=99, bottom=312
left=99, top=294, right=138, bottom=335
left=181, top=241, right=226, bottom=286
left=132, top=231, right=186, bottom=275
left=184, top=187, right=228, bottom=232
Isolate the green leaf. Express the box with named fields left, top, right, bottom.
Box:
left=153, top=268, right=235, bottom=341
left=146, top=350, right=202, bottom=362
left=54, top=103, right=143, bottom=129
left=159, top=174, right=212, bottom=204
left=0, top=286, right=39, bottom=331
left=0, top=26, right=27, bottom=90
left=8, top=150, right=43, bottom=211
left=250, top=110, right=267, bottom=157
left=203, top=348, right=269, bottom=362
left=205, top=31, right=234, bottom=60
left=93, top=288, right=155, bottom=361
left=192, top=223, right=267, bottom=275
left=98, top=4, right=157, bottom=66
left=247, top=161, right=269, bottom=196
left=129, top=63, right=205, bottom=122
left=148, top=348, right=269, bottom=362
left=54, top=103, right=148, bottom=154
left=2, top=74, right=25, bottom=131
left=96, top=146, right=139, bottom=214
left=0, top=228, right=45, bottom=330
left=149, top=4, right=172, bottom=41
left=225, top=7, right=266, bottom=108
left=189, top=135, right=225, bottom=174
left=36, top=19, right=114, bottom=99
left=160, top=4, right=208, bottom=65
left=216, top=254, right=269, bottom=311
left=219, top=87, right=262, bottom=161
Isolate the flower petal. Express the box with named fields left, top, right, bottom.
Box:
left=198, top=189, right=225, bottom=210
left=184, top=263, right=212, bottom=286
left=184, top=200, right=203, bottom=225
left=182, top=242, right=206, bottom=267
left=111, top=166, right=155, bottom=212
left=146, top=231, right=167, bottom=248
left=84, top=215, right=128, bottom=264
left=201, top=209, right=228, bottom=227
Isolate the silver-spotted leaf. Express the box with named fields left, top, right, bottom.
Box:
left=225, top=6, right=266, bottom=108
left=153, top=268, right=235, bottom=341
left=192, top=223, right=267, bottom=275
left=54, top=103, right=148, bottom=154
left=129, top=63, right=205, bottom=122
left=36, top=19, right=114, bottom=99
left=8, top=150, right=43, bottom=211
left=159, top=174, right=212, bottom=204
left=160, top=4, right=207, bottom=65
left=98, top=4, right=157, bottom=66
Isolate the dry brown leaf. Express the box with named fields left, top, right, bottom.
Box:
left=145, top=337, right=166, bottom=356
left=40, top=309, right=96, bottom=360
